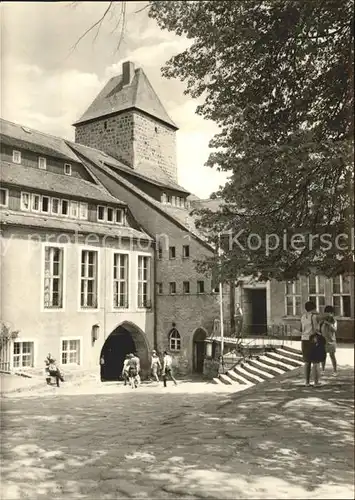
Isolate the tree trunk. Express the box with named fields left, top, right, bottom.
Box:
left=229, top=281, right=236, bottom=336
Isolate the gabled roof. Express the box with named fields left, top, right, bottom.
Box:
left=1, top=161, right=125, bottom=205
left=68, top=141, right=189, bottom=194
left=0, top=118, right=80, bottom=162
left=73, top=67, right=178, bottom=130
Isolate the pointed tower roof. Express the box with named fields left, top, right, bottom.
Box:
left=73, top=62, right=178, bottom=130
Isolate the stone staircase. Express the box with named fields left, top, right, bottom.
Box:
left=213, top=345, right=303, bottom=386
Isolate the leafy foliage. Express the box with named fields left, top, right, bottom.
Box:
left=149, top=0, right=354, bottom=280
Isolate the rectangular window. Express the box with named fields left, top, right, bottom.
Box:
left=61, top=339, right=80, bottom=365
left=12, top=150, right=21, bottom=164
left=156, top=282, right=163, bottom=294
left=182, top=245, right=190, bottom=258
left=61, top=200, right=69, bottom=216
left=169, top=246, right=176, bottom=259
left=183, top=281, right=190, bottom=294
left=41, top=196, right=50, bottom=213
left=284, top=280, right=301, bottom=316
left=167, top=195, right=172, bottom=204
left=70, top=201, right=78, bottom=218
left=44, top=246, right=63, bottom=308
left=157, top=245, right=163, bottom=260
left=31, top=194, right=40, bottom=212
left=80, top=250, right=98, bottom=308
left=51, top=198, right=60, bottom=215
left=308, top=275, right=325, bottom=312
left=97, top=206, right=106, bottom=221
left=332, top=275, right=351, bottom=317
left=137, top=255, right=151, bottom=308
left=64, top=163, right=72, bottom=176
left=116, top=209, right=124, bottom=224
left=21, top=192, right=30, bottom=211
left=38, top=157, right=47, bottom=170
left=169, top=282, right=177, bottom=294
left=0, top=188, right=9, bottom=207
left=197, top=281, right=205, bottom=294
left=107, top=207, right=114, bottom=223
left=13, top=341, right=34, bottom=368
left=79, top=202, right=88, bottom=220
left=113, top=253, right=129, bottom=308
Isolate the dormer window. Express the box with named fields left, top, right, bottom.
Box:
left=107, top=207, right=114, bottom=223
left=64, top=163, right=72, bottom=176
left=97, top=206, right=105, bottom=221
left=116, top=209, right=124, bottom=224
left=13, top=150, right=21, bottom=164
left=167, top=195, right=172, bottom=204
left=38, top=157, right=47, bottom=170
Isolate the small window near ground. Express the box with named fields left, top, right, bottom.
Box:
left=156, top=282, right=163, bottom=294
left=197, top=281, right=205, bottom=294
left=13, top=341, right=34, bottom=368
left=12, top=150, right=21, bottom=164
left=169, top=328, right=181, bottom=351
left=61, top=339, right=80, bottom=365
left=169, top=282, right=177, bottom=294
left=0, top=188, right=9, bottom=207
left=182, top=245, right=190, bottom=258
left=64, top=163, right=72, bottom=176
left=38, top=157, right=47, bottom=170
left=183, top=281, right=190, bottom=294
left=169, top=246, right=176, bottom=259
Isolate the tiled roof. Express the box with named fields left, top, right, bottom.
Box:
left=0, top=118, right=80, bottom=162
left=69, top=142, right=189, bottom=194
left=0, top=209, right=152, bottom=241
left=1, top=161, right=126, bottom=205
left=76, top=150, right=214, bottom=252
left=190, top=198, right=223, bottom=212
left=73, top=68, right=177, bottom=129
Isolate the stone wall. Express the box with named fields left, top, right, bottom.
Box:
left=74, top=110, right=177, bottom=183
left=75, top=112, right=135, bottom=167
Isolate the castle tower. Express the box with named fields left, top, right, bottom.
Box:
left=73, top=61, right=178, bottom=183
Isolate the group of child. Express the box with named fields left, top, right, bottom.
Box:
left=300, top=302, right=338, bottom=387
left=121, top=350, right=177, bottom=388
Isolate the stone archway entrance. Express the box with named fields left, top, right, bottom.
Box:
left=193, top=328, right=207, bottom=373
left=100, top=322, right=149, bottom=382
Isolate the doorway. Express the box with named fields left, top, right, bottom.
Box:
left=100, top=322, right=149, bottom=381
left=244, top=288, right=267, bottom=335
left=193, top=328, right=207, bottom=373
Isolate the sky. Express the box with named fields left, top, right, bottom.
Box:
left=1, top=1, right=229, bottom=198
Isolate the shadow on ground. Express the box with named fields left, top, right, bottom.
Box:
left=1, top=367, right=354, bottom=499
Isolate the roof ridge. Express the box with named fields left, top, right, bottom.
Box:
left=0, top=117, right=70, bottom=143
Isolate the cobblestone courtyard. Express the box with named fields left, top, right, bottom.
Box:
left=1, top=364, right=354, bottom=500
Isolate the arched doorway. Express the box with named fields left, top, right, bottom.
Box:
left=100, top=322, right=149, bottom=382
left=193, top=328, right=207, bottom=373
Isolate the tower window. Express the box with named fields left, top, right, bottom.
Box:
left=104, top=121, right=108, bottom=130
left=154, top=126, right=158, bottom=133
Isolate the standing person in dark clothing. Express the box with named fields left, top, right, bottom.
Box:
left=162, top=351, right=177, bottom=387
left=300, top=301, right=322, bottom=387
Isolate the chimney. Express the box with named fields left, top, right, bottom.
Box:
left=122, top=61, right=135, bottom=87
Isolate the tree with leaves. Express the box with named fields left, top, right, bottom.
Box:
left=147, top=0, right=354, bottom=281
